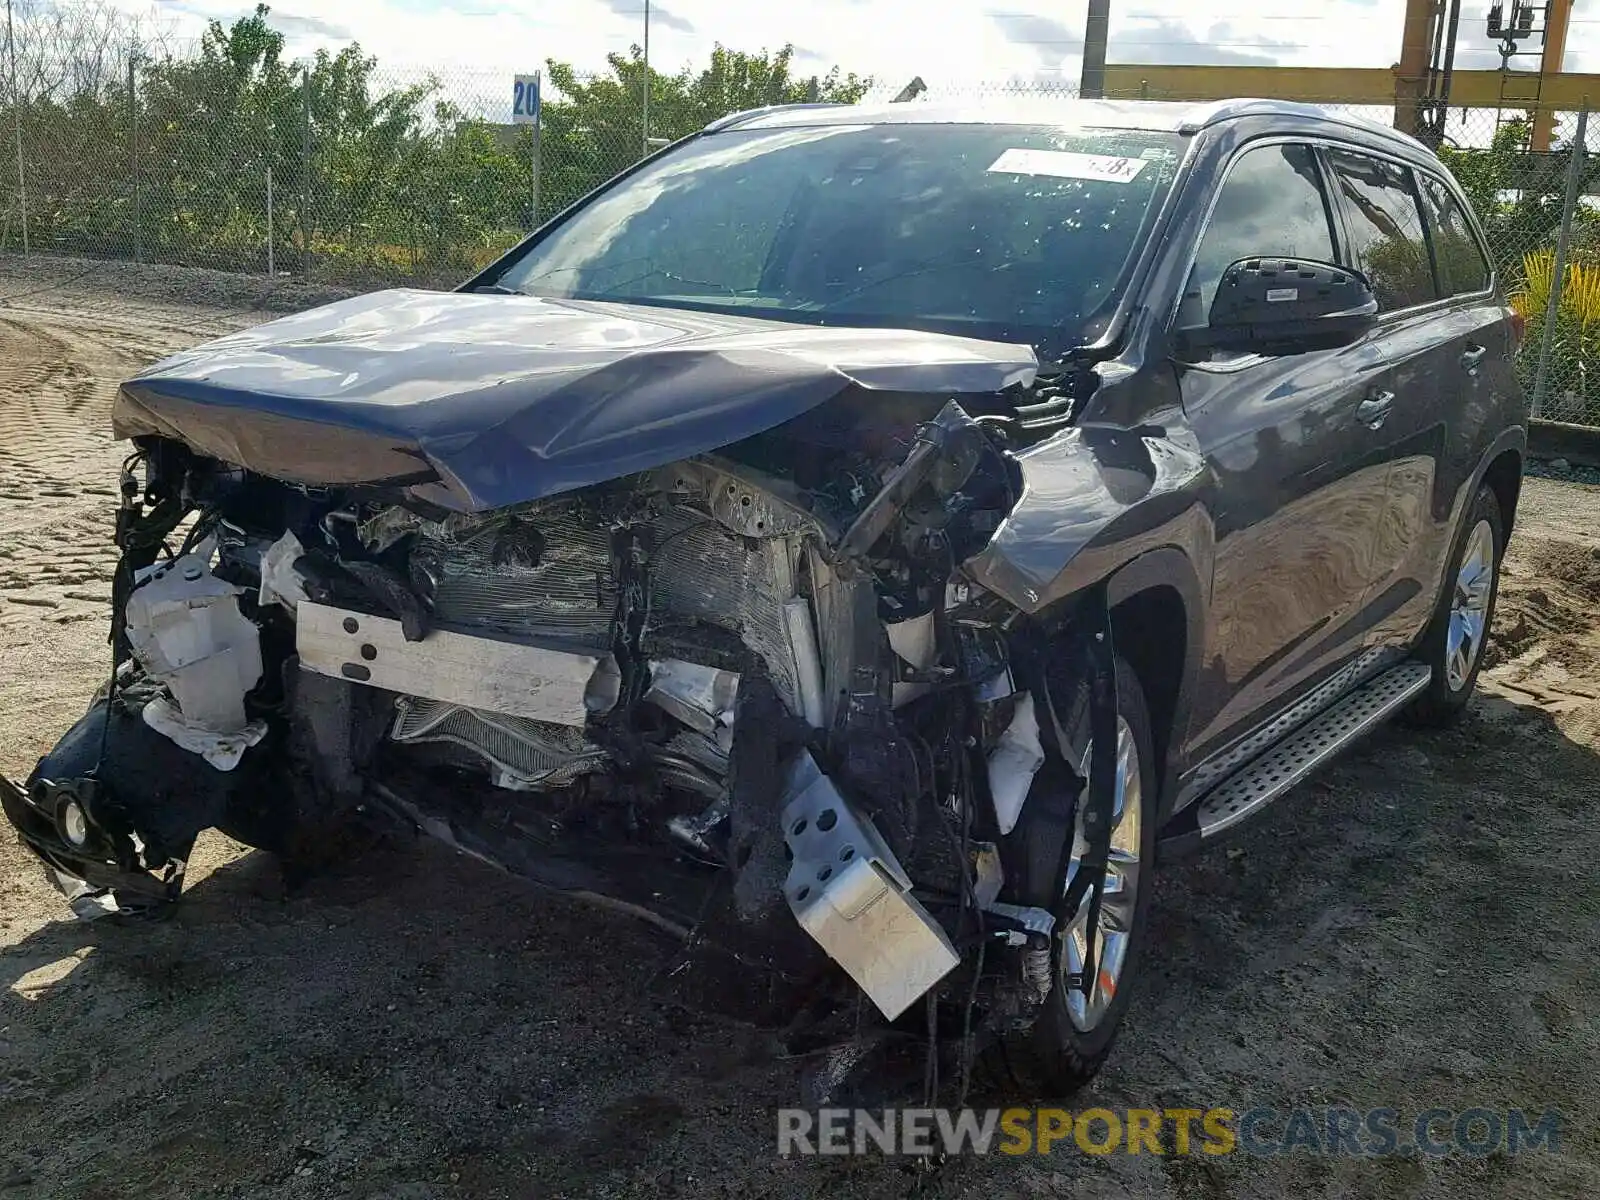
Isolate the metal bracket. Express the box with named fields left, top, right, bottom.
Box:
left=780, top=750, right=960, bottom=1020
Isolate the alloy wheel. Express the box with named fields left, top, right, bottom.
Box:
left=1446, top=518, right=1496, bottom=691
left=1063, top=717, right=1144, bottom=1032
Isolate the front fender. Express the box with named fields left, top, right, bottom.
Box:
left=962, top=418, right=1214, bottom=615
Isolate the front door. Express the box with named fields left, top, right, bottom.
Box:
left=1172, top=140, right=1394, bottom=766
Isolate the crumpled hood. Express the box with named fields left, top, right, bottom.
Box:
left=114, top=288, right=1038, bottom=512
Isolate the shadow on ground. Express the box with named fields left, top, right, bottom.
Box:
left=3, top=688, right=1597, bottom=1200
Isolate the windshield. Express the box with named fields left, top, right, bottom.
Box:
left=493, top=122, right=1185, bottom=351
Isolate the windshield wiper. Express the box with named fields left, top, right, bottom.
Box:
left=586, top=267, right=741, bottom=299
left=512, top=255, right=738, bottom=297
left=800, top=256, right=1016, bottom=312
left=468, top=282, right=524, bottom=295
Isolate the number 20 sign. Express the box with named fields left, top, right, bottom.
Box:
left=513, top=74, right=541, bottom=125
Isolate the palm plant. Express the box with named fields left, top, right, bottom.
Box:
left=1510, top=248, right=1600, bottom=420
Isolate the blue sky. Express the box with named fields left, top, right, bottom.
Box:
left=108, top=1, right=1600, bottom=89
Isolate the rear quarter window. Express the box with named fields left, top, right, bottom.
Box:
left=1419, top=173, right=1492, bottom=296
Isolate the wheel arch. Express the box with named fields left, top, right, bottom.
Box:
left=1104, top=548, right=1206, bottom=822
left=1479, top=444, right=1523, bottom=538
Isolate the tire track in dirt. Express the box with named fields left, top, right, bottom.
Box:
left=0, top=303, right=257, bottom=768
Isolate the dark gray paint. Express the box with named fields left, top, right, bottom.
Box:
left=113, top=289, right=1036, bottom=512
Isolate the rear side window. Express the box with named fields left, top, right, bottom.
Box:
left=1180, top=142, right=1337, bottom=327
left=1418, top=174, right=1492, bottom=295
left=1322, top=149, right=1437, bottom=311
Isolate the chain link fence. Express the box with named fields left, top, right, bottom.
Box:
left=3, top=10, right=1600, bottom=421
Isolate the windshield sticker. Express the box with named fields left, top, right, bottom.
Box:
left=987, top=148, right=1148, bottom=183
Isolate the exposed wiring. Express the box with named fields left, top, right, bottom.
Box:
left=92, top=448, right=150, bottom=781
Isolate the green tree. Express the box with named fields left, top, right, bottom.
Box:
left=539, top=44, right=870, bottom=216
left=1439, top=117, right=1600, bottom=284
left=2, top=1, right=870, bottom=283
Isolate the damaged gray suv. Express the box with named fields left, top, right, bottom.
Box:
left=3, top=98, right=1527, bottom=1097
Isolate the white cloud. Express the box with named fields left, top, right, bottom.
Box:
left=104, top=0, right=1600, bottom=111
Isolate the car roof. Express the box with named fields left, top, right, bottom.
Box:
left=707, top=97, right=1433, bottom=159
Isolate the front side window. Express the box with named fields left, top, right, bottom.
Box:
left=494, top=123, right=1186, bottom=352
left=1418, top=174, right=1492, bottom=296
left=1323, top=149, right=1437, bottom=311
left=1179, top=142, right=1337, bottom=328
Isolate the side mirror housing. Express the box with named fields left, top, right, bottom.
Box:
left=1187, top=257, right=1378, bottom=354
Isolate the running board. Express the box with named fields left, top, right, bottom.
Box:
left=1182, top=661, right=1433, bottom=847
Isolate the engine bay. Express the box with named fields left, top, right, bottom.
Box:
left=3, top=384, right=1119, bottom=1076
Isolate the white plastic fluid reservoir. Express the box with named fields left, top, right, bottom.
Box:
left=123, top=538, right=263, bottom=732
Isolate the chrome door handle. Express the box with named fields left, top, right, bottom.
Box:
left=1461, top=344, right=1488, bottom=373
left=1358, top=390, right=1395, bottom=429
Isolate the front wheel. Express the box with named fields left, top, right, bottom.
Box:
left=1407, top=484, right=1505, bottom=727
left=1003, top=654, right=1159, bottom=1096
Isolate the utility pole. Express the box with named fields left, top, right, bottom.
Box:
left=6, top=0, right=26, bottom=253
left=636, top=0, right=649, bottom=157
left=1081, top=0, right=1110, bottom=99
left=129, top=44, right=140, bottom=263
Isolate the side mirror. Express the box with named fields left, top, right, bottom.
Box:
left=1187, top=257, right=1378, bottom=354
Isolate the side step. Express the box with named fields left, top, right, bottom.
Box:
left=1180, top=661, right=1433, bottom=848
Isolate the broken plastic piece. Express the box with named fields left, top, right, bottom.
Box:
left=258, top=530, right=309, bottom=613
left=988, top=691, right=1044, bottom=835
left=972, top=841, right=1005, bottom=909
left=141, top=695, right=268, bottom=771
left=46, top=866, right=124, bottom=921
left=643, top=660, right=739, bottom=735
left=123, top=539, right=263, bottom=731
left=667, top=796, right=731, bottom=858
left=885, top=611, right=937, bottom=708
left=780, top=750, right=960, bottom=1020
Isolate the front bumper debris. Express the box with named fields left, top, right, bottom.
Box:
left=2, top=772, right=181, bottom=918
left=780, top=750, right=960, bottom=1019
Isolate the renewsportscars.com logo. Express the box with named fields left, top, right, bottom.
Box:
left=777, top=1107, right=1563, bottom=1158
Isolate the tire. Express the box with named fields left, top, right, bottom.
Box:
left=1406, top=484, right=1505, bottom=728
left=1001, top=654, right=1160, bottom=1097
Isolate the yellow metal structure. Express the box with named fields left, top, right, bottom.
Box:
left=1100, top=0, right=1579, bottom=151
left=1532, top=0, right=1573, bottom=151
left=1102, top=65, right=1599, bottom=110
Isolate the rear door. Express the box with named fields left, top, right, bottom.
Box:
left=1372, top=170, right=1510, bottom=654
left=1318, top=150, right=1499, bottom=656
left=1175, top=140, right=1397, bottom=767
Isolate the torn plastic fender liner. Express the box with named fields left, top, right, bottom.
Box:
left=112, top=289, right=1037, bottom=513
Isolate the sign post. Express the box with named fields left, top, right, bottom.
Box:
left=513, top=71, right=542, bottom=228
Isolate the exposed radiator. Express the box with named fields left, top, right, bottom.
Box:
left=410, top=504, right=616, bottom=650
left=645, top=510, right=803, bottom=712
left=391, top=697, right=609, bottom=787
left=409, top=498, right=804, bottom=713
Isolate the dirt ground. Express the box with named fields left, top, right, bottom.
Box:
left=1, top=254, right=1598, bottom=1200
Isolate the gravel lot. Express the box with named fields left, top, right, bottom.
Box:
left=2, top=254, right=1598, bottom=1200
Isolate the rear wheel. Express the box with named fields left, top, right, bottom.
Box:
left=1407, top=484, right=1504, bottom=727
left=1004, top=655, right=1159, bottom=1096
